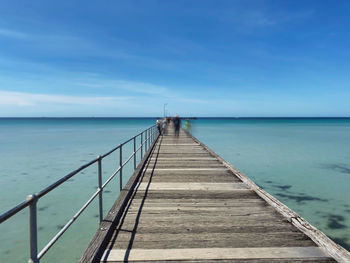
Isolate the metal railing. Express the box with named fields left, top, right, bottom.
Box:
left=0, top=125, right=159, bottom=263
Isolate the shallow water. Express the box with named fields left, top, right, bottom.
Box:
left=0, top=118, right=154, bottom=263
left=0, top=117, right=349, bottom=263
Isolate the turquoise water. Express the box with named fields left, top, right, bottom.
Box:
left=0, top=118, right=349, bottom=263
left=0, top=118, right=155, bottom=263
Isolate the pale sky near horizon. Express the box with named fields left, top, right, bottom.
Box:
left=0, top=1, right=350, bottom=117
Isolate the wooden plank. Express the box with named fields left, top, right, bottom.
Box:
left=149, top=158, right=218, bottom=161
left=129, top=189, right=258, bottom=199
left=127, top=198, right=266, bottom=205
left=143, top=168, right=230, bottom=171
left=135, top=182, right=248, bottom=191
left=109, top=232, right=314, bottom=245
left=101, top=247, right=329, bottom=262
left=141, top=169, right=235, bottom=175
left=103, top=259, right=335, bottom=263
left=140, top=174, right=240, bottom=183
left=146, top=164, right=226, bottom=168
left=159, top=143, right=200, bottom=145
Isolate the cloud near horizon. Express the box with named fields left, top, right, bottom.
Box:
left=0, top=90, right=133, bottom=107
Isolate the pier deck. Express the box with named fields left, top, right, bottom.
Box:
left=81, top=126, right=348, bottom=263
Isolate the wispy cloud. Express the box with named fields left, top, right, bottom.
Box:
left=209, top=5, right=314, bottom=33
left=0, top=28, right=27, bottom=38
left=77, top=80, right=168, bottom=95
left=0, top=90, right=133, bottom=107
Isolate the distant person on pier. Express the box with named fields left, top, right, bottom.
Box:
left=156, top=119, right=161, bottom=135
left=162, top=118, right=167, bottom=135
left=174, top=114, right=180, bottom=137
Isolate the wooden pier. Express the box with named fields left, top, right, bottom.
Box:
left=81, top=125, right=350, bottom=263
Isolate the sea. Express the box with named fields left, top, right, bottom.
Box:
left=0, top=117, right=349, bottom=262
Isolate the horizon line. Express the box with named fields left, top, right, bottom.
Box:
left=1, top=116, right=350, bottom=119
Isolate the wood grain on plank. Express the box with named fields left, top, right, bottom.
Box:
left=101, top=247, right=329, bottom=262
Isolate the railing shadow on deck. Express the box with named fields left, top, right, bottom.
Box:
left=100, top=135, right=163, bottom=262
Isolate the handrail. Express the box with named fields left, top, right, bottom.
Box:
left=0, top=124, right=159, bottom=263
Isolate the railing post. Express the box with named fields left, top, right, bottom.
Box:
left=119, top=145, right=122, bottom=191
left=27, top=194, right=39, bottom=263
left=97, top=156, right=103, bottom=223
left=133, top=136, right=136, bottom=170
left=149, top=128, right=151, bottom=145
left=141, top=132, right=143, bottom=158
left=146, top=129, right=149, bottom=150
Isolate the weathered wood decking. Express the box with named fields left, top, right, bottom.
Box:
left=81, top=126, right=350, bottom=263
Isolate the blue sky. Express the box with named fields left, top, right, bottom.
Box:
left=0, top=0, right=349, bottom=117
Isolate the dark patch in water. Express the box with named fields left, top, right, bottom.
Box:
left=68, top=179, right=74, bottom=182
left=80, top=160, right=87, bottom=162
left=344, top=204, right=350, bottom=208
left=56, top=224, right=64, bottom=230
left=51, top=212, right=57, bottom=216
left=345, top=209, right=350, bottom=213
left=21, top=172, right=28, bottom=175
left=38, top=226, right=44, bottom=231
left=105, top=190, right=111, bottom=193
left=330, top=236, right=350, bottom=251
left=275, top=193, right=327, bottom=203
left=93, top=214, right=99, bottom=218
left=264, top=180, right=273, bottom=184
left=321, top=163, right=350, bottom=174
left=236, top=153, right=241, bottom=156
left=4, top=250, right=10, bottom=255
left=38, top=206, right=49, bottom=211
left=315, top=211, right=325, bottom=215
left=276, top=185, right=292, bottom=190
left=327, top=214, right=347, bottom=229
left=81, top=172, right=85, bottom=174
